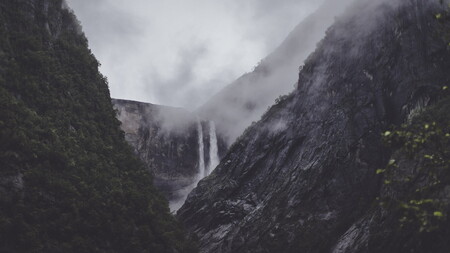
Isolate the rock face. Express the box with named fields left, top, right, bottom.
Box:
left=112, top=99, right=227, bottom=210
left=178, top=0, right=450, bottom=252
left=197, top=0, right=353, bottom=145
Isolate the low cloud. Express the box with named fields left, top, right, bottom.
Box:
left=66, top=0, right=323, bottom=108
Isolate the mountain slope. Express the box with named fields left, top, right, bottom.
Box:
left=332, top=95, right=450, bottom=253
left=197, top=0, right=353, bottom=145
left=0, top=0, right=196, bottom=252
left=178, top=0, right=450, bottom=252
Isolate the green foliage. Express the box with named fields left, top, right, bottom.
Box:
left=436, top=2, right=450, bottom=46
left=0, top=1, right=197, bottom=252
left=379, top=91, right=450, bottom=234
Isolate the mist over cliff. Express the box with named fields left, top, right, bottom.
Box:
left=178, top=0, right=450, bottom=252
left=112, top=99, right=227, bottom=211
left=110, top=0, right=357, bottom=213
left=66, top=0, right=324, bottom=108
left=197, top=0, right=354, bottom=144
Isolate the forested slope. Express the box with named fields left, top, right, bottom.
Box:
left=0, top=0, right=196, bottom=252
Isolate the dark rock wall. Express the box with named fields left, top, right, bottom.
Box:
left=113, top=99, right=199, bottom=204
left=178, top=0, right=450, bottom=252
left=113, top=99, right=227, bottom=209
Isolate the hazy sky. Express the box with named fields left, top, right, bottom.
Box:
left=66, top=0, right=322, bottom=108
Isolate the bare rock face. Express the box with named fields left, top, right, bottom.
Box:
left=113, top=99, right=198, bottom=209
left=178, top=0, right=450, bottom=252
left=112, top=99, right=227, bottom=210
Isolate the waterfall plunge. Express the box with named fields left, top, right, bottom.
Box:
left=207, top=121, right=220, bottom=175
left=169, top=120, right=205, bottom=212
left=197, top=119, right=206, bottom=179
left=170, top=120, right=219, bottom=212
left=197, top=120, right=220, bottom=179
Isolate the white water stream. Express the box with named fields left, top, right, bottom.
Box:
left=196, top=119, right=206, bottom=179
left=207, top=121, right=220, bottom=176
left=170, top=119, right=220, bottom=212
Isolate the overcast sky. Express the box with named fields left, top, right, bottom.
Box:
left=66, top=0, right=322, bottom=109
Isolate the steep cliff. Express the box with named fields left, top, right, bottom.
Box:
left=197, top=0, right=353, bottom=145
left=178, top=0, right=450, bottom=252
left=0, top=0, right=196, bottom=252
left=332, top=95, right=450, bottom=253
left=112, top=99, right=227, bottom=211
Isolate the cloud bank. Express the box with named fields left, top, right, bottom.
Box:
left=66, top=0, right=323, bottom=108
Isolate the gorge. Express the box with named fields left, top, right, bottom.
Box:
left=1, top=0, right=449, bottom=252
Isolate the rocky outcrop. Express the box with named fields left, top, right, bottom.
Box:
left=113, top=99, right=227, bottom=210
left=178, top=0, right=450, bottom=252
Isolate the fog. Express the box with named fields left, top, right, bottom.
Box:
left=73, top=0, right=415, bottom=211
left=65, top=0, right=363, bottom=144
left=197, top=0, right=355, bottom=144
left=66, top=0, right=323, bottom=108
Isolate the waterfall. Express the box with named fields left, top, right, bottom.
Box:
left=207, top=121, right=220, bottom=175
left=170, top=119, right=219, bottom=212
left=197, top=120, right=220, bottom=180
left=168, top=119, right=204, bottom=212
left=197, top=119, right=206, bottom=180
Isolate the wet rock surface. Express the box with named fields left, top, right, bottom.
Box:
left=112, top=99, right=227, bottom=209
left=178, top=0, right=450, bottom=252
left=113, top=99, right=200, bottom=205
